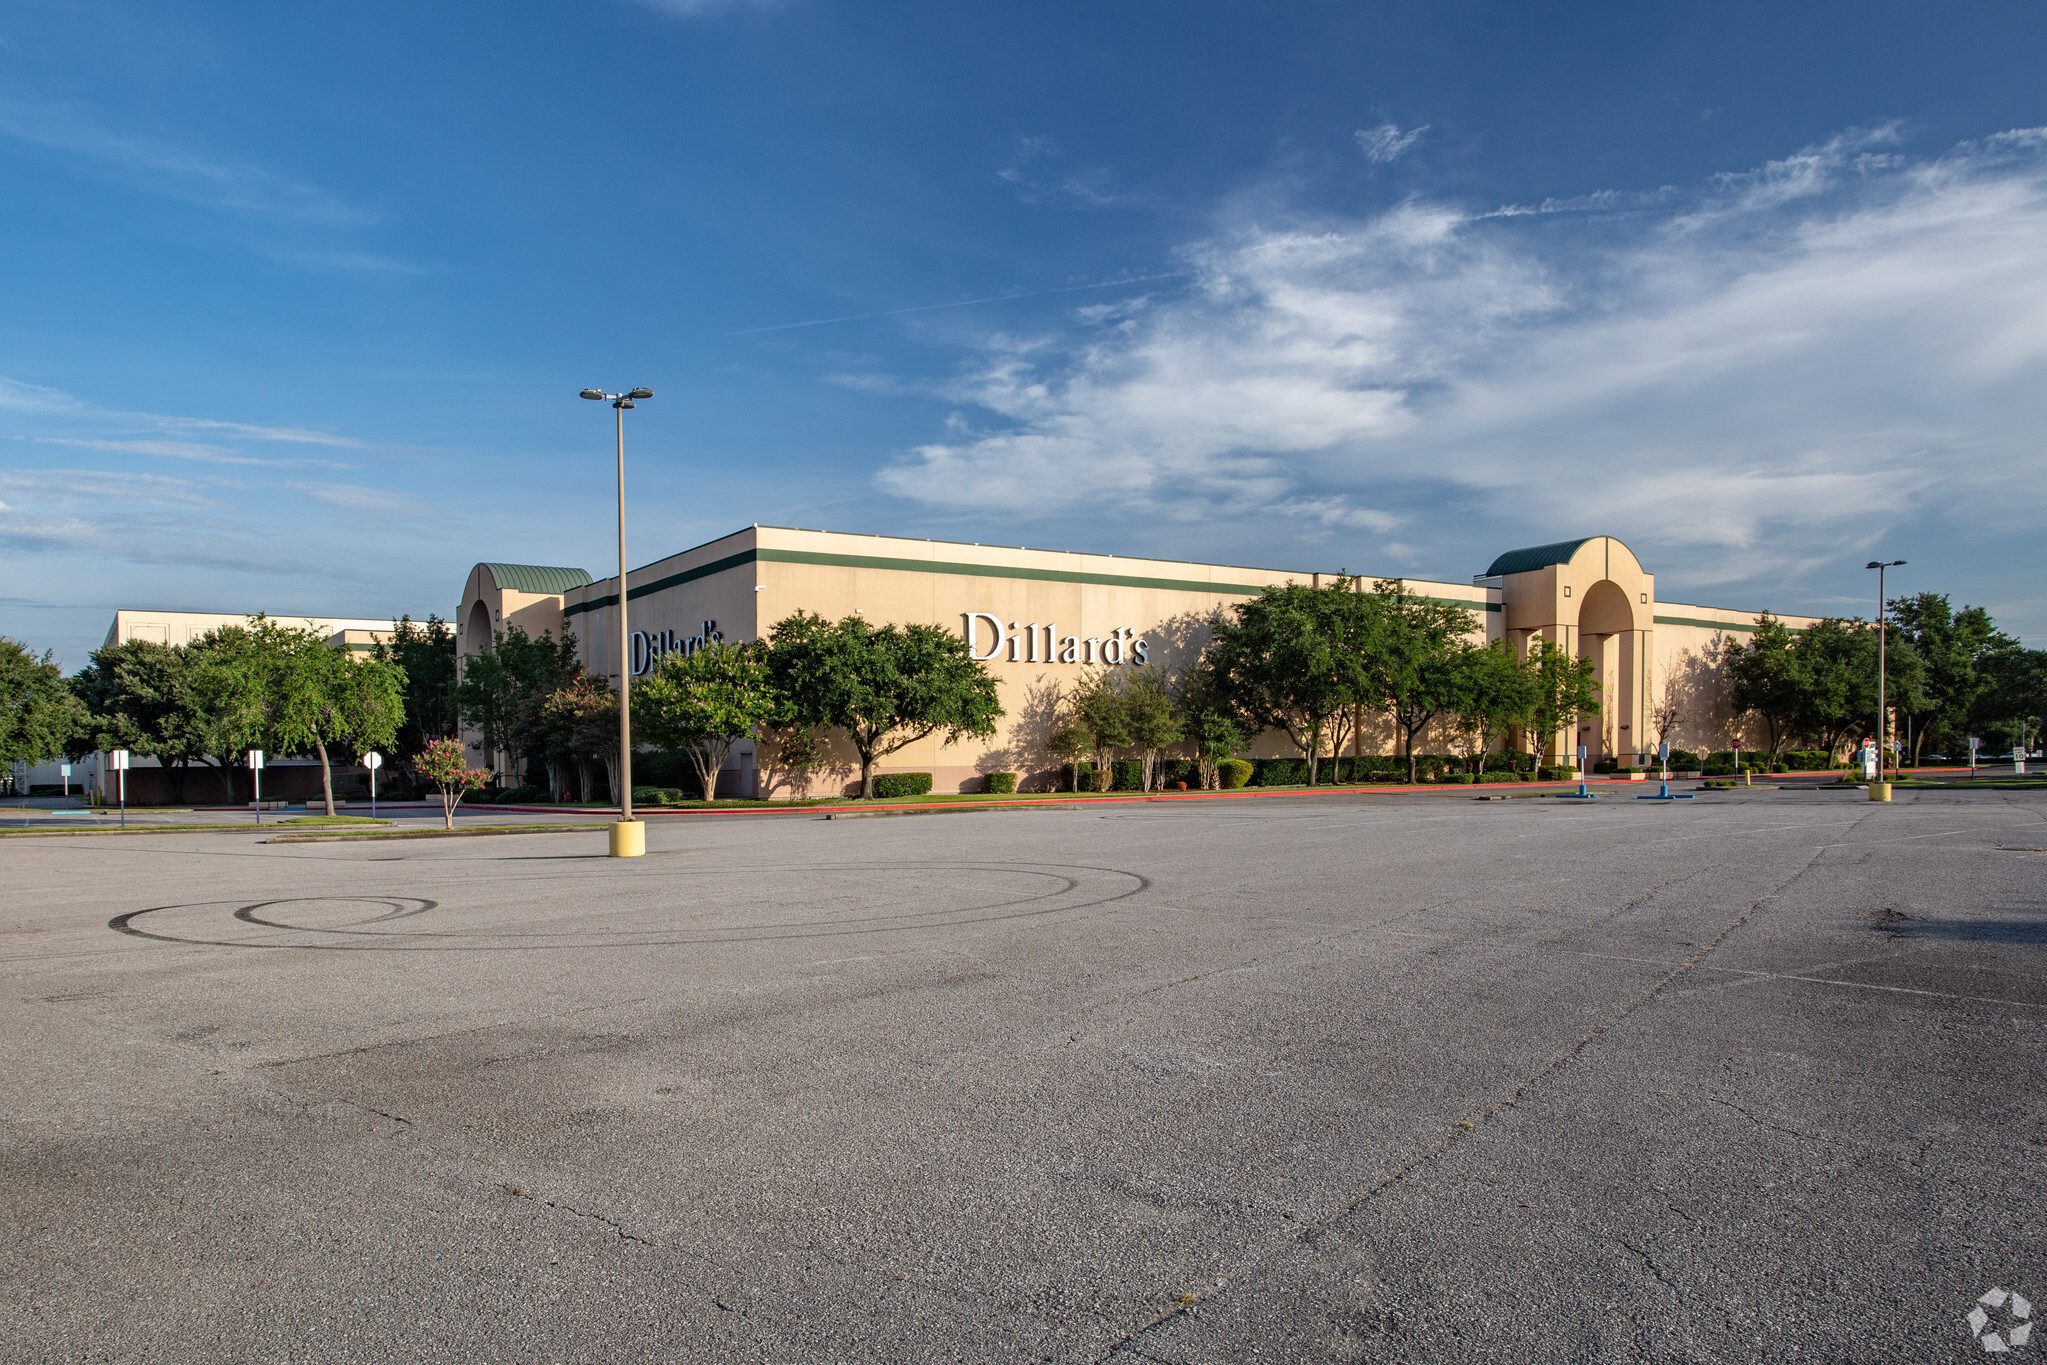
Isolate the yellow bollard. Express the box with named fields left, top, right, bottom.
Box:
left=1867, top=781, right=1892, bottom=802
left=609, top=820, right=646, bottom=857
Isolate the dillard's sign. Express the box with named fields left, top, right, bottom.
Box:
left=963, top=613, right=1150, bottom=666
left=631, top=621, right=720, bottom=676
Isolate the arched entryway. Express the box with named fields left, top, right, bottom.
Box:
left=1489, top=537, right=1657, bottom=768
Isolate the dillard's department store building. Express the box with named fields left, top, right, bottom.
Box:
left=457, top=526, right=1821, bottom=796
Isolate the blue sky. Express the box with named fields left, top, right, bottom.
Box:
left=4, top=0, right=2046, bottom=667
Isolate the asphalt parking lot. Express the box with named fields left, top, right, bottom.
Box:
left=3, top=785, right=2042, bottom=1363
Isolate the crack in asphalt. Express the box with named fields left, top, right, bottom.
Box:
left=1098, top=807, right=1869, bottom=1361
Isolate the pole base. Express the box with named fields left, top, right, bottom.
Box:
left=609, top=820, right=646, bottom=857
left=1867, top=782, right=1892, bottom=802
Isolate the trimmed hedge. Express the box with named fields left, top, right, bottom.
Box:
left=632, top=749, right=701, bottom=793
left=984, top=771, right=1017, bottom=794
left=495, top=785, right=548, bottom=804
left=1217, top=759, right=1253, bottom=788
left=632, top=786, right=692, bottom=806
left=1111, top=758, right=1145, bottom=791
left=872, top=772, right=933, bottom=799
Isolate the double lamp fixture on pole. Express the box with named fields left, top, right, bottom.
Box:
left=581, top=386, right=654, bottom=857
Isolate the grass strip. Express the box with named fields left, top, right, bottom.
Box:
left=265, top=822, right=612, bottom=843
left=0, top=823, right=277, bottom=838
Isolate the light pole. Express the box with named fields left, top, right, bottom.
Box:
left=582, top=386, right=654, bottom=857
left=1866, top=559, right=1905, bottom=784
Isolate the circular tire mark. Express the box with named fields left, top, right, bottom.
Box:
left=105, top=862, right=1151, bottom=952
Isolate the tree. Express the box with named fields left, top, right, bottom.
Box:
left=1206, top=583, right=1360, bottom=785
left=767, top=612, right=1003, bottom=798
left=1971, top=643, right=2047, bottom=757
left=416, top=736, right=489, bottom=830
left=1450, top=640, right=1538, bottom=775
left=1889, top=594, right=2010, bottom=762
left=455, top=626, right=581, bottom=784
left=1526, top=636, right=1600, bottom=768
left=1361, top=581, right=1477, bottom=784
left=1, top=638, right=86, bottom=775
left=1175, top=660, right=1250, bottom=790
left=633, top=641, right=778, bottom=801
left=1119, top=674, right=1181, bottom=791
left=261, top=622, right=407, bottom=816
left=67, top=640, right=216, bottom=802
left=1790, top=618, right=1925, bottom=764
left=372, top=615, right=459, bottom=762
left=1725, top=614, right=1804, bottom=754
left=1065, top=670, right=1131, bottom=791
left=540, top=676, right=620, bottom=801
left=1044, top=721, right=1094, bottom=792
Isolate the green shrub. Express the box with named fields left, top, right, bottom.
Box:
left=632, top=749, right=699, bottom=791
left=1452, top=773, right=1476, bottom=784
left=872, top=772, right=933, bottom=799
left=984, top=771, right=1017, bottom=794
left=1538, top=766, right=1577, bottom=781
left=1111, top=758, right=1145, bottom=791
left=1217, top=758, right=1253, bottom=788
left=1669, top=749, right=1701, bottom=769
left=632, top=786, right=690, bottom=805
left=1252, top=757, right=1308, bottom=786
left=496, top=785, right=547, bottom=804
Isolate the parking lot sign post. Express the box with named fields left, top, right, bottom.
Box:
left=1969, top=736, right=1979, bottom=772
left=249, top=750, right=265, bottom=823
left=108, top=750, right=128, bottom=828
left=363, top=751, right=382, bottom=819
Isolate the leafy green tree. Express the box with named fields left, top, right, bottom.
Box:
left=541, top=675, right=619, bottom=801
left=67, top=640, right=217, bottom=802
left=1971, top=643, right=2047, bottom=756
left=1791, top=618, right=1925, bottom=765
left=1526, top=636, right=1600, bottom=768
left=1888, top=594, right=2010, bottom=762
left=1361, top=581, right=1478, bottom=784
left=260, top=621, right=407, bottom=815
left=633, top=641, right=778, bottom=801
left=1174, top=660, right=1250, bottom=790
left=1207, top=583, right=1361, bottom=784
left=182, top=625, right=276, bottom=801
left=1450, top=639, right=1538, bottom=775
left=372, top=614, right=459, bottom=761
left=1, top=637, right=87, bottom=776
left=767, top=612, right=1003, bottom=798
left=1044, top=720, right=1094, bottom=792
left=455, top=626, right=581, bottom=784
left=1065, top=670, right=1131, bottom=791
left=1725, top=614, right=1805, bottom=754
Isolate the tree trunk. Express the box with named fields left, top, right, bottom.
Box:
left=315, top=738, right=335, bottom=816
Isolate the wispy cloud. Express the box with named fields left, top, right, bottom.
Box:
left=286, top=481, right=429, bottom=515
left=1355, top=122, right=1429, bottom=165
left=0, top=102, right=371, bottom=226
left=879, top=128, right=2047, bottom=591
left=630, top=0, right=779, bottom=15
left=30, top=436, right=354, bottom=469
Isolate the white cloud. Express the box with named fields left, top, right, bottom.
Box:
left=879, top=128, right=2047, bottom=591
left=630, top=0, right=777, bottom=15
left=0, top=103, right=371, bottom=226
left=286, top=481, right=429, bottom=516
left=1355, top=122, right=1429, bottom=165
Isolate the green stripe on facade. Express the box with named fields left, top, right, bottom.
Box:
left=563, top=545, right=1502, bottom=615
left=1655, top=614, right=1759, bottom=632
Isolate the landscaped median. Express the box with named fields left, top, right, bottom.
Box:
left=465, top=772, right=1702, bottom=820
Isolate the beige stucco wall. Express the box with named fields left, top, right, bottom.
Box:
left=462, top=527, right=1846, bottom=793
left=560, top=526, right=1494, bottom=795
